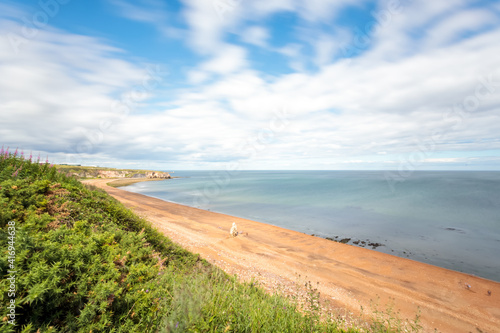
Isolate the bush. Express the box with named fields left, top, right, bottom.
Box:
left=0, top=150, right=188, bottom=331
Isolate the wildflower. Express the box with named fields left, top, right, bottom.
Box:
left=12, top=165, right=22, bottom=178
left=0, top=146, right=3, bottom=155
left=13, top=148, right=18, bottom=157
left=29, top=151, right=32, bottom=161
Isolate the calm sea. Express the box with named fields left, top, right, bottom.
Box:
left=123, top=171, right=500, bottom=282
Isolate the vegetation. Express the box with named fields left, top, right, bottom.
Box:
left=54, top=165, right=170, bottom=180
left=0, top=148, right=421, bottom=332
left=55, top=165, right=156, bottom=175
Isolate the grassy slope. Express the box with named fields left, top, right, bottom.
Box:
left=54, top=165, right=171, bottom=180
left=54, top=165, right=158, bottom=174
left=0, top=152, right=421, bottom=332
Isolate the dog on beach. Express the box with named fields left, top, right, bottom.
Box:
left=230, top=222, right=238, bottom=237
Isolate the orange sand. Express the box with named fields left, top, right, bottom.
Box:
left=85, top=179, right=500, bottom=333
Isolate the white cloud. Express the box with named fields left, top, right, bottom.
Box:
left=2, top=1, right=500, bottom=170
left=0, top=16, right=150, bottom=163
left=108, top=0, right=167, bottom=24
left=182, top=0, right=242, bottom=54
left=250, top=0, right=295, bottom=16
left=171, top=9, right=500, bottom=168
left=249, top=0, right=368, bottom=22
left=107, top=0, right=186, bottom=41
left=296, top=0, right=367, bottom=22
left=313, top=34, right=339, bottom=66
left=423, top=158, right=462, bottom=163
left=241, top=26, right=269, bottom=47
left=424, top=9, right=499, bottom=48
left=200, top=45, right=247, bottom=74
left=365, top=0, right=473, bottom=61
left=187, top=45, right=248, bottom=83
left=187, top=70, right=210, bottom=84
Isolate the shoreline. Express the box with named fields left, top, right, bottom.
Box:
left=84, top=178, right=500, bottom=333
left=105, top=176, right=182, bottom=187
left=105, top=177, right=168, bottom=187
left=110, top=178, right=499, bottom=282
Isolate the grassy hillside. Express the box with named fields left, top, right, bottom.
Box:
left=54, top=165, right=170, bottom=180
left=55, top=165, right=157, bottom=174
left=0, top=149, right=420, bottom=332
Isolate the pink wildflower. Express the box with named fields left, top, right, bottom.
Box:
left=12, top=165, right=22, bottom=177
left=2, top=147, right=9, bottom=161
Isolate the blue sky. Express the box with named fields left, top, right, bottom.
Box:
left=1, top=0, right=500, bottom=170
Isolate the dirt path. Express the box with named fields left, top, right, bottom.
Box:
left=84, top=179, right=500, bottom=333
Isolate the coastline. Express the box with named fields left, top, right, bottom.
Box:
left=105, top=177, right=169, bottom=187
left=84, top=178, right=500, bottom=333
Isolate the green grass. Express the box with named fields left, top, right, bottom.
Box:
left=54, top=165, right=157, bottom=174
left=0, top=149, right=422, bottom=332
left=54, top=165, right=169, bottom=179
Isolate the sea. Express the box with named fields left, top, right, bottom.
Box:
left=122, top=170, right=500, bottom=282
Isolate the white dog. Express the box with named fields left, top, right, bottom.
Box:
left=230, top=222, right=238, bottom=237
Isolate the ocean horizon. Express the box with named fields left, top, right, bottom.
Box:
left=122, top=170, right=500, bottom=282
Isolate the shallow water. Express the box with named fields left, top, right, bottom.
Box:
left=124, top=170, right=500, bottom=282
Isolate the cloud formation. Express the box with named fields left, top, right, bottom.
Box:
left=1, top=1, right=500, bottom=170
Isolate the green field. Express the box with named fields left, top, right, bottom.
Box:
left=55, top=165, right=158, bottom=174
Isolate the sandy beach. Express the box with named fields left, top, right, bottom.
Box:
left=85, top=179, right=500, bottom=333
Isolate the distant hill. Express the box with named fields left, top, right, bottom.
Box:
left=55, top=165, right=171, bottom=180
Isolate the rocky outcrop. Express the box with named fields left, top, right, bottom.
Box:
left=144, top=171, right=170, bottom=179
left=128, top=171, right=171, bottom=179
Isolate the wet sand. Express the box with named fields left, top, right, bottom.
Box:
left=85, top=179, right=500, bottom=333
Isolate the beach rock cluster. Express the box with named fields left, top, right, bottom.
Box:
left=314, top=234, right=384, bottom=249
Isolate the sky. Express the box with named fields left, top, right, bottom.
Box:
left=1, top=0, right=500, bottom=171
